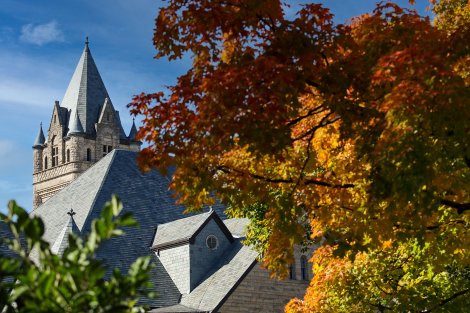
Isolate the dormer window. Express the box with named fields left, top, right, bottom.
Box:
left=206, top=235, right=218, bottom=250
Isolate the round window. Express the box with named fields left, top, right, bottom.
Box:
left=206, top=235, right=218, bottom=250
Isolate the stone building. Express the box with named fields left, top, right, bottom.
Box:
left=29, top=43, right=312, bottom=312
left=32, top=39, right=140, bottom=208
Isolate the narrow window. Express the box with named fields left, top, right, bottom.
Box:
left=87, top=148, right=91, bottom=161
left=44, top=156, right=48, bottom=169
left=54, top=115, right=56, bottom=123
left=66, top=149, right=70, bottom=162
left=300, top=255, right=308, bottom=281
left=289, top=263, right=295, bottom=280
left=103, top=145, right=113, bottom=157
left=52, top=146, right=58, bottom=167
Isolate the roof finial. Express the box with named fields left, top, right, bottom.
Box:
left=67, top=208, right=76, bottom=217
left=85, top=36, right=89, bottom=47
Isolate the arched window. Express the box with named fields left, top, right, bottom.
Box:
left=300, top=255, right=308, bottom=281
left=66, top=149, right=70, bottom=162
left=86, top=148, right=91, bottom=161
left=289, top=263, right=295, bottom=280
left=44, top=156, right=48, bottom=170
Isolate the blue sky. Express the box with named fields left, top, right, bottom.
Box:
left=0, top=0, right=429, bottom=210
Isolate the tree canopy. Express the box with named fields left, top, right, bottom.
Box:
left=130, top=0, right=470, bottom=311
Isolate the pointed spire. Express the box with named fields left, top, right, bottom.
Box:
left=33, top=122, right=46, bottom=149
left=61, top=40, right=112, bottom=136
left=128, top=118, right=138, bottom=141
left=51, top=209, right=80, bottom=256
left=67, top=110, right=84, bottom=136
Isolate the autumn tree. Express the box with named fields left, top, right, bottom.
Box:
left=130, top=0, right=470, bottom=311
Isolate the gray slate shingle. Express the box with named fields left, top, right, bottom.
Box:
left=31, top=149, right=227, bottom=308
left=60, top=44, right=126, bottom=139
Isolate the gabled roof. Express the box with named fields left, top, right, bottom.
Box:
left=150, top=231, right=258, bottom=313
left=32, top=123, right=45, bottom=148
left=151, top=210, right=234, bottom=251
left=51, top=212, right=81, bottom=256
left=60, top=41, right=126, bottom=138
left=31, top=149, right=227, bottom=308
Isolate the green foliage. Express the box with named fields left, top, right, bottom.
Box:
left=0, top=195, right=153, bottom=313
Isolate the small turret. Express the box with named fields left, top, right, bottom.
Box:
left=67, top=111, right=84, bottom=136
left=33, top=123, right=46, bottom=149
left=128, top=118, right=138, bottom=141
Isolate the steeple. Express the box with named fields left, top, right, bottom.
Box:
left=51, top=209, right=81, bottom=256
left=33, top=123, right=45, bottom=148
left=128, top=118, right=138, bottom=141
left=61, top=38, right=110, bottom=136
left=67, top=111, right=84, bottom=136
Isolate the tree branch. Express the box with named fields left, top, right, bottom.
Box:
left=440, top=199, right=470, bottom=215
left=215, top=165, right=355, bottom=189
left=421, top=288, right=470, bottom=313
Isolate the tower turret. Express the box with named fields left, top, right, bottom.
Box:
left=32, top=39, right=140, bottom=209
left=32, top=123, right=45, bottom=174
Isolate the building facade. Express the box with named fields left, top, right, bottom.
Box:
left=32, top=41, right=140, bottom=208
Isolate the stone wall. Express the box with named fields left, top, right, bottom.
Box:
left=218, top=263, right=309, bottom=313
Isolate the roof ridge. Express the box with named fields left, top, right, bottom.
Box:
left=80, top=150, right=119, bottom=227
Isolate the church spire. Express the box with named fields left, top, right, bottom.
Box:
left=33, top=122, right=45, bottom=148
left=60, top=38, right=111, bottom=136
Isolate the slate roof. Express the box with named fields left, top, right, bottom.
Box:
left=128, top=119, right=138, bottom=141
left=151, top=210, right=233, bottom=251
left=67, top=111, right=84, bottom=136
left=60, top=42, right=126, bottom=139
left=150, top=230, right=259, bottom=313
left=31, top=149, right=226, bottom=308
left=223, top=218, right=250, bottom=238
left=32, top=123, right=46, bottom=148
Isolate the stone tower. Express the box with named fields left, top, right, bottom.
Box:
left=32, top=40, right=141, bottom=208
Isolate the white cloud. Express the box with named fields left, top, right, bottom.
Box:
left=20, top=21, right=64, bottom=46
